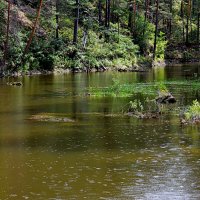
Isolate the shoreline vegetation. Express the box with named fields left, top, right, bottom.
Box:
left=1, top=59, right=200, bottom=78
left=1, top=0, right=200, bottom=77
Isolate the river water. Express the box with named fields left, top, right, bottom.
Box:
left=0, top=65, right=200, bottom=200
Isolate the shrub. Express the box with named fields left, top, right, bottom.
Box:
left=184, top=100, right=200, bottom=122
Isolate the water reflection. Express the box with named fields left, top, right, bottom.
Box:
left=0, top=65, right=200, bottom=199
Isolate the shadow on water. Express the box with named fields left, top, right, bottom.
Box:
left=0, top=65, right=200, bottom=199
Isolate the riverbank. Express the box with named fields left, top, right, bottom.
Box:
left=1, top=59, right=200, bottom=78
left=0, top=62, right=151, bottom=78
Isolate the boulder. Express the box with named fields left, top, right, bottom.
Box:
left=156, top=92, right=176, bottom=104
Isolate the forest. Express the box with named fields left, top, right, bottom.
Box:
left=0, top=0, right=200, bottom=75
left=0, top=1, right=200, bottom=199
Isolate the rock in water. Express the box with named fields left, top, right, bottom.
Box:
left=156, top=92, right=176, bottom=104
left=7, top=82, right=23, bottom=86
left=29, top=113, right=75, bottom=123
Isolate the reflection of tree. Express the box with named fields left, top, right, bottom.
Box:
left=71, top=74, right=78, bottom=120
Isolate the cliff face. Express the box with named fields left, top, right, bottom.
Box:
left=5, top=0, right=47, bottom=35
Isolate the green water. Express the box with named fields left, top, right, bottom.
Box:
left=0, top=65, right=200, bottom=199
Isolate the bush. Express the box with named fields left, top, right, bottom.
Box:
left=184, top=100, right=200, bottom=122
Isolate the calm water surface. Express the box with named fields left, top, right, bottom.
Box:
left=0, top=65, right=200, bottom=200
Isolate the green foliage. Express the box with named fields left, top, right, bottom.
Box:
left=127, top=100, right=144, bottom=113
left=1, top=0, right=199, bottom=72
left=98, top=30, right=138, bottom=67
left=55, top=29, right=140, bottom=70
left=156, top=32, right=167, bottom=60
left=7, top=33, right=55, bottom=71
left=134, top=14, right=155, bottom=55
left=155, top=82, right=168, bottom=93
left=184, top=100, right=200, bottom=121
left=7, top=31, right=26, bottom=69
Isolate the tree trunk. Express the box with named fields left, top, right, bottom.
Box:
left=23, top=0, right=43, bottom=56
left=153, top=0, right=159, bottom=60
left=145, top=0, right=149, bottom=21
left=3, top=0, right=11, bottom=66
left=169, top=0, right=172, bottom=38
left=186, top=0, right=192, bottom=46
left=73, top=0, right=79, bottom=44
left=181, top=0, right=185, bottom=43
left=197, top=13, right=200, bottom=44
left=105, top=0, right=110, bottom=28
left=143, top=0, right=149, bottom=36
left=133, top=0, right=136, bottom=33
left=128, top=2, right=133, bottom=30
left=186, top=16, right=189, bottom=45
left=98, top=0, right=102, bottom=25
left=56, top=0, right=59, bottom=39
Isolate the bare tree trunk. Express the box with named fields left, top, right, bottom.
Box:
left=186, top=0, right=192, bottom=46
left=186, top=16, right=189, bottom=45
left=98, top=0, right=102, bottom=25
left=169, top=0, right=172, bottom=38
left=56, top=0, right=59, bottom=39
left=23, top=0, right=43, bottom=56
left=105, top=0, right=110, bottom=28
left=133, top=0, right=136, bottom=33
left=181, top=0, right=185, bottom=43
left=153, top=0, right=159, bottom=60
left=197, top=13, right=200, bottom=44
left=4, top=0, right=11, bottom=66
left=143, top=0, right=149, bottom=36
left=105, top=0, right=111, bottom=41
left=73, top=0, right=79, bottom=44
left=128, top=1, right=133, bottom=30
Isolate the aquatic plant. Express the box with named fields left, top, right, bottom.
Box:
left=88, top=79, right=200, bottom=98
left=182, top=100, right=200, bottom=124
left=155, top=82, right=168, bottom=93
left=125, top=100, right=144, bottom=113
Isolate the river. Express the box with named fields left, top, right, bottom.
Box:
left=0, top=65, right=200, bottom=199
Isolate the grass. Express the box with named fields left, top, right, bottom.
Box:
left=88, top=79, right=200, bottom=97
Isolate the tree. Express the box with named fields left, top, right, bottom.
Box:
left=168, top=0, right=173, bottom=38
left=197, top=12, right=200, bottom=44
left=73, top=0, right=80, bottom=44
left=56, top=0, right=59, bottom=39
left=4, top=0, right=11, bottom=66
left=105, top=0, right=111, bottom=29
left=98, top=0, right=103, bottom=25
left=185, top=0, right=192, bottom=45
left=153, top=0, right=159, bottom=60
left=23, top=0, right=43, bottom=56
